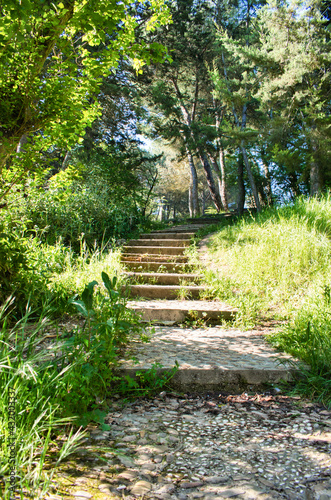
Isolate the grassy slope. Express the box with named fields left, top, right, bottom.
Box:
left=202, top=196, right=331, bottom=405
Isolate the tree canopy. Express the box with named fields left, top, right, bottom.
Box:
left=0, top=0, right=170, bottom=200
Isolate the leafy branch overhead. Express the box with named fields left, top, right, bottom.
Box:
left=0, top=0, right=171, bottom=194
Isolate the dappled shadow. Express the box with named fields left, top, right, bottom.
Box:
left=122, top=326, right=293, bottom=371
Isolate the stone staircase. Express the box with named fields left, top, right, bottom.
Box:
left=121, top=222, right=236, bottom=323
left=118, top=221, right=297, bottom=392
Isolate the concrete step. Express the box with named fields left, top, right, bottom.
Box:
left=127, top=299, right=237, bottom=323
left=121, top=254, right=189, bottom=263
left=123, top=246, right=186, bottom=255
left=125, top=284, right=208, bottom=300
left=117, top=326, right=297, bottom=392
left=122, top=262, right=193, bottom=273
left=123, top=272, right=202, bottom=285
left=153, top=224, right=214, bottom=232
left=127, top=239, right=190, bottom=247
left=140, top=233, right=195, bottom=240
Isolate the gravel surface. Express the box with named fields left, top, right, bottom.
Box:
left=50, top=392, right=331, bottom=500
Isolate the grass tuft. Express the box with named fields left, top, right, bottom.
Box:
left=201, top=195, right=331, bottom=404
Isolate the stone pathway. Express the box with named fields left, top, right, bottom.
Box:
left=47, top=393, right=331, bottom=500
left=120, top=220, right=298, bottom=390
left=46, top=219, right=331, bottom=500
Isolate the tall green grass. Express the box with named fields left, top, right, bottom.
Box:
left=0, top=301, right=86, bottom=499
left=0, top=270, right=144, bottom=498
left=204, top=195, right=331, bottom=405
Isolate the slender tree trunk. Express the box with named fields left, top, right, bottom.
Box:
left=196, top=149, right=222, bottom=212
left=310, top=160, right=323, bottom=196
left=207, top=154, right=223, bottom=209
left=61, top=150, right=71, bottom=170
left=260, top=156, right=273, bottom=206
left=237, top=151, right=245, bottom=215
left=171, top=76, right=221, bottom=212
left=188, top=186, right=193, bottom=217
left=16, top=134, right=29, bottom=153
left=158, top=201, right=163, bottom=221
left=201, top=189, right=206, bottom=214
left=186, top=145, right=200, bottom=216
left=218, top=147, right=229, bottom=211
left=240, top=143, right=261, bottom=212
left=207, top=151, right=229, bottom=212
left=212, top=97, right=229, bottom=211
left=310, top=140, right=323, bottom=196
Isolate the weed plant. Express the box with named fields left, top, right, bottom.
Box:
left=0, top=272, right=146, bottom=498
left=0, top=221, right=122, bottom=318
left=0, top=300, right=87, bottom=499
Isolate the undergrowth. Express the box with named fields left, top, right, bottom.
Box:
left=0, top=271, right=177, bottom=499
left=200, top=195, right=331, bottom=405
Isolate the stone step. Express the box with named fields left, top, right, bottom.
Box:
left=139, top=233, right=195, bottom=240
left=153, top=222, right=211, bottom=234
left=123, top=246, right=186, bottom=255
left=123, top=272, right=202, bottom=285
left=125, top=284, right=208, bottom=300
left=117, top=326, right=297, bottom=391
left=122, top=262, right=192, bottom=273
left=121, top=254, right=189, bottom=263
left=127, top=299, right=237, bottom=323
left=154, top=226, right=210, bottom=233
left=127, top=239, right=190, bottom=247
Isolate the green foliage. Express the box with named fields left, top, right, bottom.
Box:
left=0, top=0, right=170, bottom=199
left=7, top=175, right=144, bottom=250
left=116, top=362, right=179, bottom=398
left=204, top=195, right=331, bottom=402
left=0, top=303, right=87, bottom=499
left=58, top=272, right=142, bottom=417
left=269, top=291, right=331, bottom=407
left=208, top=197, right=331, bottom=312
left=0, top=271, right=147, bottom=498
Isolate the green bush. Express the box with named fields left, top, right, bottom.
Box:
left=269, top=288, right=331, bottom=406
left=9, top=185, right=143, bottom=251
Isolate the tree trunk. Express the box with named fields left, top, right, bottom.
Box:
left=207, top=151, right=229, bottom=212
left=201, top=189, right=206, bottom=214
left=212, top=97, right=229, bottom=211
left=16, top=134, right=29, bottom=153
left=240, top=143, right=261, bottom=212
left=197, top=149, right=222, bottom=212
left=261, top=156, right=273, bottom=206
left=310, top=159, right=323, bottom=196
left=189, top=186, right=193, bottom=217
left=61, top=150, right=71, bottom=170
left=186, top=146, right=200, bottom=216
left=218, top=147, right=229, bottom=211
left=237, top=152, right=245, bottom=215
left=310, top=140, right=323, bottom=196
left=289, top=172, right=300, bottom=199
left=158, top=201, right=163, bottom=221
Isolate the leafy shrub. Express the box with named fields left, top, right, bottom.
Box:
left=9, top=184, right=143, bottom=251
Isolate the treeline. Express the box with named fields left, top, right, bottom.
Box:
left=138, top=0, right=331, bottom=216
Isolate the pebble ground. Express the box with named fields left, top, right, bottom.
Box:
left=47, top=392, right=331, bottom=500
